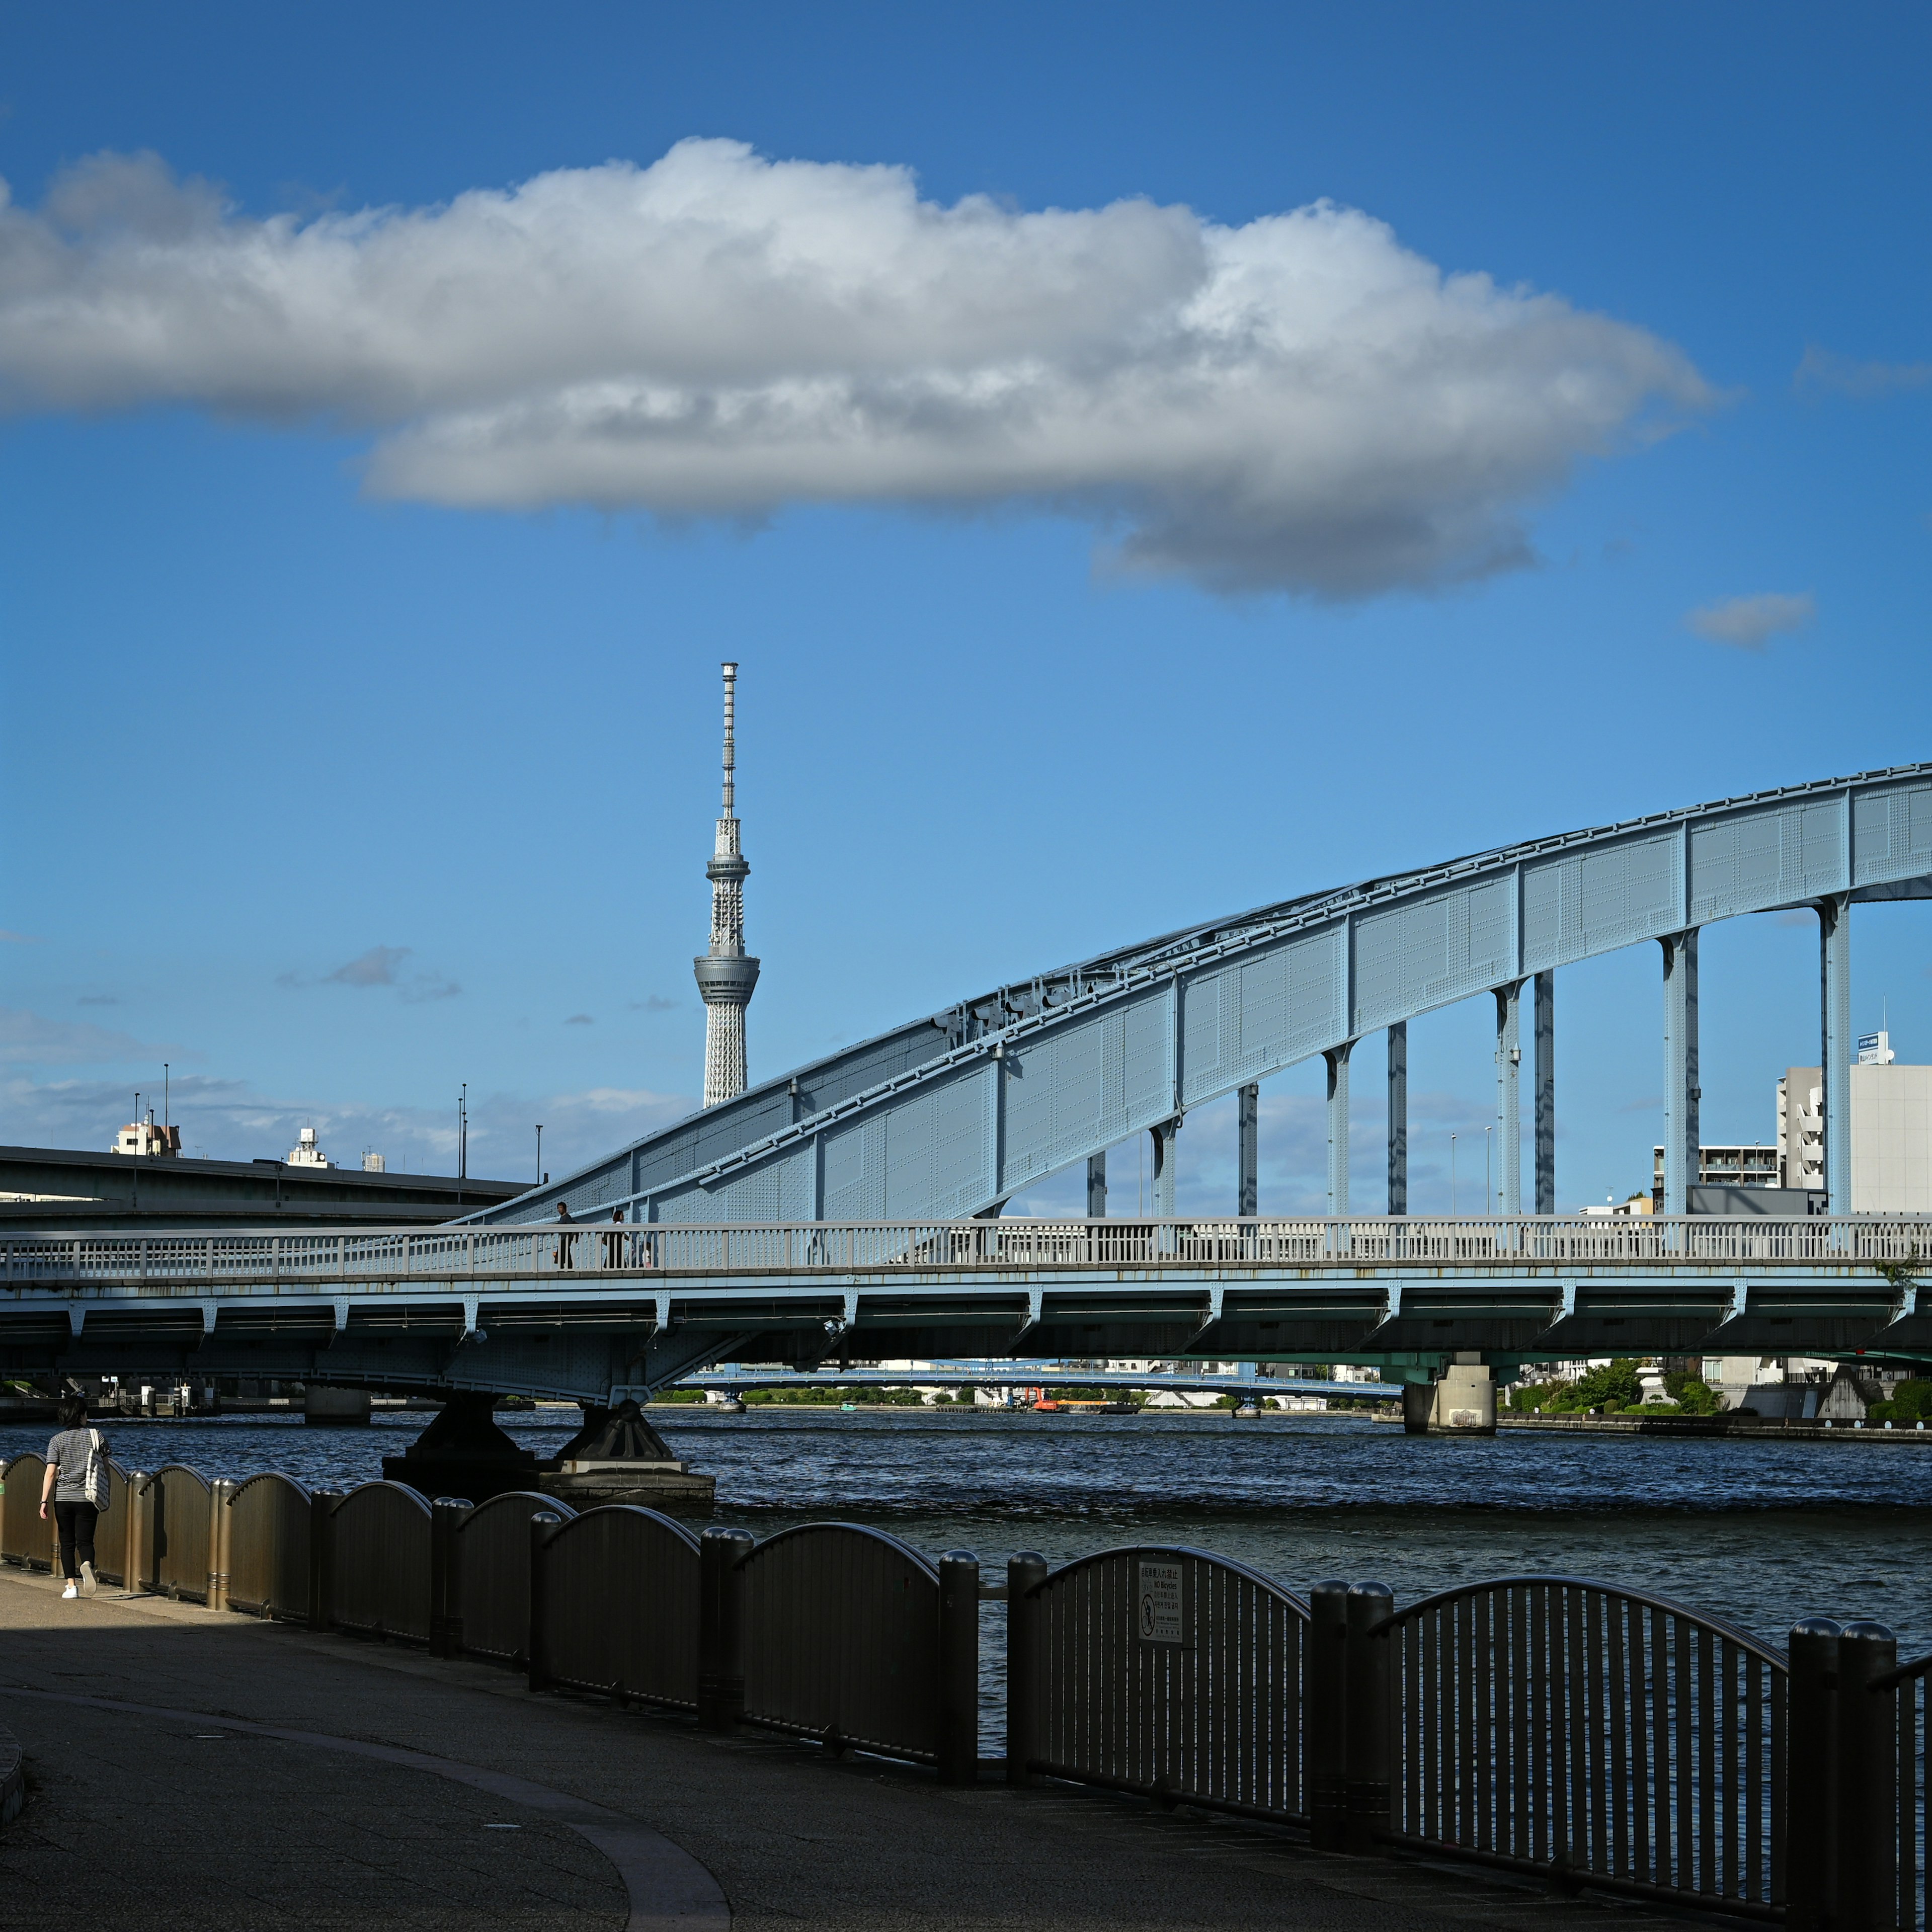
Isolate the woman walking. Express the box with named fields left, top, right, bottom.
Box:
left=39, top=1397, right=110, bottom=1599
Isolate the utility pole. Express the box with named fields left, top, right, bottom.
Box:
left=535, top=1124, right=543, bottom=1186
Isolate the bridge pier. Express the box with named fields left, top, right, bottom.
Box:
left=1402, top=1356, right=1498, bottom=1436
left=1494, top=985, right=1521, bottom=1214
left=381, top=1390, right=541, bottom=1503
left=1087, top=1152, right=1107, bottom=1218
left=1237, top=1086, right=1259, bottom=1217
left=1325, top=1044, right=1352, bottom=1217
left=1661, top=930, right=1700, bottom=1215
left=1385, top=1027, right=1406, bottom=1216
left=1150, top=1120, right=1179, bottom=1223
left=1820, top=895, right=1852, bottom=1211
left=1534, top=972, right=1555, bottom=1216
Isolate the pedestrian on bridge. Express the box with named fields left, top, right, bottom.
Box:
left=603, top=1203, right=626, bottom=1270
left=554, top=1199, right=577, bottom=1270
left=39, top=1398, right=110, bottom=1600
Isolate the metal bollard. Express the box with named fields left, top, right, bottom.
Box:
left=1004, top=1553, right=1049, bottom=1788
left=936, top=1551, right=980, bottom=1786
left=1836, top=1620, right=1900, bottom=1932
left=1342, top=1581, right=1396, bottom=1855
left=525, top=1512, right=564, bottom=1694
left=1785, top=1617, right=1841, bottom=1932
left=308, top=1488, right=342, bottom=1633
left=206, top=1478, right=235, bottom=1612
left=1305, top=1580, right=1351, bottom=1849
left=429, top=1498, right=472, bottom=1660
left=697, top=1527, right=753, bottom=1731
left=124, top=1471, right=152, bottom=1596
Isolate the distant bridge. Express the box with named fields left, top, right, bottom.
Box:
left=677, top=1359, right=1398, bottom=1402
left=475, top=763, right=1932, bottom=1234
left=2, top=1214, right=1927, bottom=1404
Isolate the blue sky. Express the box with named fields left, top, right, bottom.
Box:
left=3, top=1, right=1928, bottom=1211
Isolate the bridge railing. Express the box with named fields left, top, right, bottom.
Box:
left=4, top=1214, right=1926, bottom=1286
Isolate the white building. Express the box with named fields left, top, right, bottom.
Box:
left=110, top=1114, right=179, bottom=1157
left=1779, top=1049, right=1932, bottom=1209
left=285, top=1126, right=333, bottom=1169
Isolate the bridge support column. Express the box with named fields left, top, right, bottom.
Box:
left=1493, top=984, right=1522, bottom=1214
left=1325, top=1043, right=1352, bottom=1218
left=1237, top=1085, right=1259, bottom=1217
left=381, top=1390, right=541, bottom=1504
left=1150, top=1120, right=1179, bottom=1220
left=1534, top=971, right=1555, bottom=1216
left=1820, top=895, right=1852, bottom=1211
left=1661, top=930, right=1700, bottom=1216
left=1086, top=1152, right=1107, bottom=1218
left=1386, top=1025, right=1406, bottom=1216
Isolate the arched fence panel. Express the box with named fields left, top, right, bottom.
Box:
left=331, top=1482, right=431, bottom=1642
left=226, top=1473, right=311, bottom=1619
left=150, top=1465, right=213, bottom=1601
left=0, top=1456, right=53, bottom=1570
left=535, top=1506, right=700, bottom=1709
left=739, top=1524, right=940, bottom=1762
left=453, top=1491, right=574, bottom=1665
left=1386, top=1578, right=1785, bottom=1915
left=1009, top=1545, right=1310, bottom=1823
left=92, top=1461, right=132, bottom=1587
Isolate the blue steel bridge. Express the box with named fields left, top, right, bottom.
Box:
left=5, top=762, right=1932, bottom=1406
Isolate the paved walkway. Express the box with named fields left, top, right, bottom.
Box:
left=0, top=1567, right=1695, bottom=1930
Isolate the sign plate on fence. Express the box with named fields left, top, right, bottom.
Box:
left=1138, top=1560, right=1183, bottom=1643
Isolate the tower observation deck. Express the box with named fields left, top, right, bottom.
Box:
left=693, top=661, right=759, bottom=1107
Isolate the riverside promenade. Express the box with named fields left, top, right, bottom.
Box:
left=0, top=1566, right=1693, bottom=1932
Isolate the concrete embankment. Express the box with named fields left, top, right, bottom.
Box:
left=0, top=1566, right=1695, bottom=1932
left=1494, top=1413, right=1932, bottom=1442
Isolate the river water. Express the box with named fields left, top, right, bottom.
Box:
left=6, top=1407, right=1928, bottom=1656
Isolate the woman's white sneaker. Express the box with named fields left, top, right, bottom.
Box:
left=79, top=1562, right=98, bottom=1598
left=60, top=1582, right=77, bottom=1600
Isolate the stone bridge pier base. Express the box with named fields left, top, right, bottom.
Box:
left=1402, top=1355, right=1498, bottom=1436
left=381, top=1390, right=540, bottom=1502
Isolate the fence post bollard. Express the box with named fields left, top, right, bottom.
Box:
left=308, top=1489, right=341, bottom=1633
left=1343, top=1581, right=1396, bottom=1856
left=125, top=1471, right=150, bottom=1596
left=146, top=1469, right=166, bottom=1595
left=1307, top=1580, right=1351, bottom=1849
left=1005, top=1553, right=1048, bottom=1788
left=698, top=1527, right=752, bottom=1731
left=1785, top=1618, right=1841, bottom=1932
left=937, top=1551, right=980, bottom=1786
left=526, top=1512, right=564, bottom=1694
left=206, top=1478, right=234, bottom=1612
left=429, top=1498, right=471, bottom=1660
left=1836, top=1620, right=1899, bottom=1932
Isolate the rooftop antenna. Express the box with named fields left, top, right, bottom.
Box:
left=163, top=1063, right=170, bottom=1135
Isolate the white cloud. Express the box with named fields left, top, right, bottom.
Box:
left=1685, top=591, right=1817, bottom=649
left=326, top=944, right=411, bottom=987
left=1795, top=344, right=1932, bottom=397
left=0, top=1071, right=693, bottom=1175
left=0, top=142, right=1709, bottom=597
left=0, top=1006, right=182, bottom=1067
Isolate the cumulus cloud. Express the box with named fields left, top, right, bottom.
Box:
left=0, top=141, right=1709, bottom=596
left=1795, top=345, right=1932, bottom=398
left=279, top=944, right=460, bottom=1000
left=1686, top=591, right=1816, bottom=649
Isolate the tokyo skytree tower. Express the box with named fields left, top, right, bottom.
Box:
left=692, top=662, right=759, bottom=1107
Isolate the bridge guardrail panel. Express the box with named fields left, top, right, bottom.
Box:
left=534, top=1505, right=700, bottom=1709
left=148, top=1464, right=213, bottom=1601
left=329, top=1481, right=432, bottom=1643
left=225, top=1472, right=312, bottom=1619
left=0, top=1455, right=54, bottom=1570
left=739, top=1522, right=942, bottom=1763
left=450, top=1490, right=575, bottom=1666
left=1012, top=1545, right=1309, bottom=1822
left=1384, top=1576, right=1786, bottom=1914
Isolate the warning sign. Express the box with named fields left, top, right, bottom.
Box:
left=1138, top=1560, right=1183, bottom=1643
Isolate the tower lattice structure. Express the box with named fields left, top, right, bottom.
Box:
left=693, top=662, right=759, bottom=1107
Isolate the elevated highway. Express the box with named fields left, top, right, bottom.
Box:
left=3, top=1214, right=1927, bottom=1404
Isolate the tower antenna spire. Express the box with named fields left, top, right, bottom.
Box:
left=693, top=662, right=759, bottom=1106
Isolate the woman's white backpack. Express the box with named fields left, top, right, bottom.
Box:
left=83, top=1429, right=112, bottom=1511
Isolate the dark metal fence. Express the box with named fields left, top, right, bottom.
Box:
left=531, top=1505, right=700, bottom=1710
left=1377, top=1577, right=1784, bottom=1916
left=225, top=1473, right=310, bottom=1619
left=444, top=1490, right=564, bottom=1664
left=0, top=1455, right=53, bottom=1570
left=147, top=1465, right=213, bottom=1601
left=327, top=1482, right=430, bottom=1642
left=1008, top=1545, right=1310, bottom=1823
